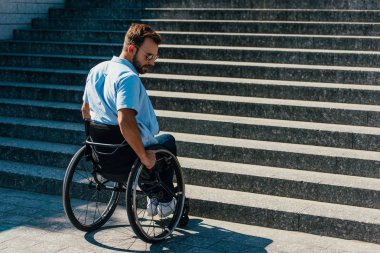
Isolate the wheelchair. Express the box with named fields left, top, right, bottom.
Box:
left=62, top=120, right=189, bottom=243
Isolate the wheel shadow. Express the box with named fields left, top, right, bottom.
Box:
left=84, top=218, right=272, bottom=253
left=84, top=224, right=148, bottom=252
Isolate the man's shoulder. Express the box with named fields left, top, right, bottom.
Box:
left=119, top=71, right=139, bottom=81
left=108, top=60, right=139, bottom=80
left=88, top=60, right=110, bottom=75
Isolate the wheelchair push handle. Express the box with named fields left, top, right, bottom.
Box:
left=84, top=118, right=91, bottom=137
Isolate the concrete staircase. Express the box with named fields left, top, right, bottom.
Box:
left=0, top=0, right=379, bottom=244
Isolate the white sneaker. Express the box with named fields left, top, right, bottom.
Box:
left=146, top=197, right=158, bottom=216
left=157, top=198, right=177, bottom=217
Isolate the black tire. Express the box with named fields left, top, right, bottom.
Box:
left=179, top=215, right=189, bottom=227
left=126, top=149, right=185, bottom=243
left=62, top=145, right=121, bottom=231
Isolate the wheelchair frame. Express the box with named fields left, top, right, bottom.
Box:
left=62, top=121, right=189, bottom=243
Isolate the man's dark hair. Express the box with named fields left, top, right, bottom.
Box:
left=123, top=23, right=161, bottom=49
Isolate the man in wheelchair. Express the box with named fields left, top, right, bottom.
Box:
left=81, top=23, right=177, bottom=218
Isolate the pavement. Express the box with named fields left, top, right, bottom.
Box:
left=0, top=187, right=379, bottom=253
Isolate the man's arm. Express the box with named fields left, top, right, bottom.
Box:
left=81, top=102, right=91, bottom=119
left=118, top=108, right=156, bottom=169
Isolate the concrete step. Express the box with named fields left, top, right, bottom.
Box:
left=31, top=18, right=380, bottom=36
left=1, top=53, right=380, bottom=85
left=1, top=72, right=380, bottom=106
left=2, top=104, right=380, bottom=152
left=1, top=88, right=380, bottom=127
left=0, top=159, right=379, bottom=243
left=0, top=116, right=84, bottom=145
left=170, top=131, right=380, bottom=178
left=1, top=118, right=380, bottom=178
left=2, top=41, right=380, bottom=68
left=0, top=137, right=78, bottom=169
left=157, top=111, right=380, bottom=152
left=0, top=82, right=83, bottom=103
left=65, top=0, right=380, bottom=10
left=2, top=80, right=380, bottom=125
left=181, top=185, right=380, bottom=244
left=3, top=86, right=380, bottom=148
left=13, top=29, right=380, bottom=51
left=0, top=67, right=87, bottom=86
left=0, top=130, right=378, bottom=208
left=148, top=91, right=380, bottom=127
left=49, top=8, right=380, bottom=22
left=180, top=157, right=380, bottom=209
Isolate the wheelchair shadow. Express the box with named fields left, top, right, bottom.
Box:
left=84, top=218, right=272, bottom=252
left=84, top=224, right=149, bottom=252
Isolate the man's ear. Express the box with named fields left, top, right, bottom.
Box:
left=128, top=44, right=136, bottom=54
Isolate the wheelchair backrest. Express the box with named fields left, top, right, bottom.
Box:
left=84, top=120, right=137, bottom=175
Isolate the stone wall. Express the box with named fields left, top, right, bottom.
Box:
left=0, top=0, right=65, bottom=40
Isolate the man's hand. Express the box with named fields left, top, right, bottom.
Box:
left=140, top=150, right=156, bottom=169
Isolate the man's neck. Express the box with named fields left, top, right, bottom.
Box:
left=119, top=51, right=133, bottom=62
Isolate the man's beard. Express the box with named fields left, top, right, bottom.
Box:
left=132, top=51, right=150, bottom=74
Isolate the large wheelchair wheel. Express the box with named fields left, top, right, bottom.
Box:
left=126, top=149, right=186, bottom=243
left=62, top=146, right=121, bottom=231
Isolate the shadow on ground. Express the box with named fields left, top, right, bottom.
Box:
left=0, top=188, right=272, bottom=252
left=84, top=218, right=272, bottom=253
